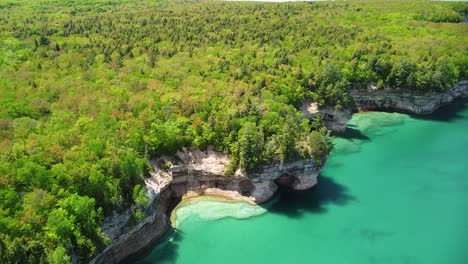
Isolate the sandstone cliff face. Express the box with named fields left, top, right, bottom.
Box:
left=300, top=99, right=352, bottom=132
left=90, top=148, right=322, bottom=264
left=310, top=80, right=468, bottom=132
left=351, top=80, right=468, bottom=114
left=149, top=148, right=322, bottom=204
left=90, top=186, right=172, bottom=264
left=92, top=80, right=468, bottom=264
left=320, top=108, right=352, bottom=132
left=243, top=158, right=322, bottom=203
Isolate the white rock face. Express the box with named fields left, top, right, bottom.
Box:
left=146, top=148, right=322, bottom=205
left=255, top=159, right=321, bottom=191
left=246, top=158, right=322, bottom=203
left=146, top=148, right=323, bottom=223
left=145, top=160, right=172, bottom=199
left=94, top=150, right=323, bottom=264
left=300, top=99, right=319, bottom=118
left=145, top=148, right=230, bottom=198
left=175, top=148, right=230, bottom=175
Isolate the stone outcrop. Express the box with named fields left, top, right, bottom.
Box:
left=90, top=148, right=322, bottom=264
left=91, top=175, right=255, bottom=264
left=300, top=99, right=352, bottom=132
left=305, top=80, right=468, bottom=132
left=320, top=108, right=352, bottom=132
left=351, top=80, right=468, bottom=114
left=90, top=186, right=172, bottom=264
left=243, top=158, right=322, bottom=203
left=92, top=80, right=468, bottom=264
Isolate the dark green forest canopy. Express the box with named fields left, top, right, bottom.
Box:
left=0, top=0, right=467, bottom=262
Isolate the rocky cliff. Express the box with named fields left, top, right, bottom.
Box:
left=300, top=99, right=352, bottom=132
left=91, top=80, right=468, bottom=264
left=245, top=157, right=322, bottom=204
left=310, top=80, right=468, bottom=132
left=90, top=186, right=172, bottom=264
left=351, top=81, right=468, bottom=114
left=90, top=148, right=322, bottom=264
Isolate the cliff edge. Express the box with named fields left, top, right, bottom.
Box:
left=90, top=148, right=322, bottom=264
left=91, top=80, right=468, bottom=264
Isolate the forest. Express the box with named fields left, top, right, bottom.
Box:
left=0, top=0, right=467, bottom=263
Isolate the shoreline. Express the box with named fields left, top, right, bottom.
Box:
left=90, top=80, right=468, bottom=264
left=91, top=153, right=321, bottom=264
left=351, top=81, right=468, bottom=115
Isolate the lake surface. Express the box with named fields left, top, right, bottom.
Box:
left=137, top=101, right=468, bottom=264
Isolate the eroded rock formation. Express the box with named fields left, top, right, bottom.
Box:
left=92, top=80, right=468, bottom=264
left=91, top=148, right=322, bottom=264
left=300, top=99, right=352, bottom=132
left=307, top=80, right=468, bottom=132
left=351, top=81, right=468, bottom=114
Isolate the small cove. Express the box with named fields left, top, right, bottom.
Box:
left=137, top=100, right=468, bottom=264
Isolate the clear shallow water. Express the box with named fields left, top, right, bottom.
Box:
left=137, top=101, right=468, bottom=264
left=171, top=196, right=266, bottom=228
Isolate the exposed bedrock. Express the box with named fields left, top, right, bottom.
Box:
left=300, top=99, right=352, bottom=133
left=90, top=148, right=322, bottom=264
left=245, top=157, right=322, bottom=203
left=90, top=186, right=173, bottom=264
left=351, top=80, right=468, bottom=114
left=301, top=80, right=468, bottom=132
left=92, top=81, right=468, bottom=264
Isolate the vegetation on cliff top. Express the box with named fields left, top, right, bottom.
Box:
left=0, top=0, right=467, bottom=262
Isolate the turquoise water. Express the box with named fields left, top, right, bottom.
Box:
left=171, top=196, right=266, bottom=228
left=137, top=101, right=468, bottom=264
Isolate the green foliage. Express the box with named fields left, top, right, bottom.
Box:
left=224, top=159, right=238, bottom=176
left=48, top=246, right=71, bottom=264
left=308, top=128, right=334, bottom=166
left=238, top=122, right=263, bottom=173
left=45, top=208, right=75, bottom=247
left=314, top=64, right=352, bottom=109
left=0, top=0, right=466, bottom=262
left=132, top=184, right=149, bottom=208
left=147, top=118, right=190, bottom=155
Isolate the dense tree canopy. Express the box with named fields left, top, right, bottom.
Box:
left=0, top=0, right=467, bottom=262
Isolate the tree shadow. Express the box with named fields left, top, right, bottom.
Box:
left=132, top=229, right=182, bottom=264
left=412, top=99, right=468, bottom=123
left=266, top=173, right=355, bottom=218
left=333, top=126, right=370, bottom=141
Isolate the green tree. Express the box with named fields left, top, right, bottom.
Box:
left=48, top=246, right=71, bottom=264
left=45, top=208, right=75, bottom=247
left=238, top=122, right=263, bottom=174
left=308, top=128, right=333, bottom=165
left=6, top=237, right=28, bottom=264
left=274, top=122, right=297, bottom=163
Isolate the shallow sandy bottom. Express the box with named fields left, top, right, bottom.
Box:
left=171, top=194, right=266, bottom=228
